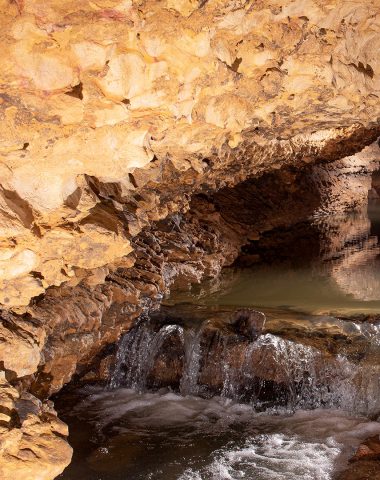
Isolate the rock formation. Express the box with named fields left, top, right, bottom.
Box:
left=100, top=303, right=380, bottom=415
left=1, top=0, right=380, bottom=478
left=1, top=0, right=380, bottom=310
left=338, top=435, right=380, bottom=479
left=0, top=373, right=72, bottom=480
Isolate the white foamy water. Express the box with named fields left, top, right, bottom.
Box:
left=59, top=387, right=380, bottom=480
left=179, top=409, right=380, bottom=480
left=108, top=313, right=380, bottom=415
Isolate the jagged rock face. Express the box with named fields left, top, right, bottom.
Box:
left=24, top=144, right=378, bottom=399
left=1, top=1, right=380, bottom=478
left=0, top=373, right=72, bottom=480
left=0, top=142, right=378, bottom=478
left=1, top=0, right=380, bottom=309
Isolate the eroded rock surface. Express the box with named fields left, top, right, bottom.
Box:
left=2, top=1, right=380, bottom=478
left=0, top=373, right=72, bottom=480
left=1, top=0, right=380, bottom=309
left=1, top=143, right=380, bottom=478
left=18, top=147, right=377, bottom=399
left=338, top=435, right=380, bottom=480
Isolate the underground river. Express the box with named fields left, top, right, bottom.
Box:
left=56, top=198, right=380, bottom=480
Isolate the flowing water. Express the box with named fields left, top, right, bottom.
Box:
left=57, top=388, right=380, bottom=480
left=106, top=311, right=380, bottom=415
left=57, top=199, right=380, bottom=480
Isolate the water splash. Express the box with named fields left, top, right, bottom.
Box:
left=109, top=315, right=380, bottom=416
left=109, top=318, right=184, bottom=390
left=57, top=388, right=380, bottom=480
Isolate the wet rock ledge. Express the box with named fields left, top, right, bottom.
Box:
left=2, top=0, right=380, bottom=478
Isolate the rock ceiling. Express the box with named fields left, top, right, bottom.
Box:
left=1, top=0, right=380, bottom=309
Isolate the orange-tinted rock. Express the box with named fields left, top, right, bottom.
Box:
left=0, top=374, right=72, bottom=480
left=351, top=435, right=380, bottom=462
left=1, top=2, right=380, bottom=478
left=1, top=1, right=380, bottom=309
left=338, top=435, right=380, bottom=480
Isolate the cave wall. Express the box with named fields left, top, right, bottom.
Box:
left=2, top=1, right=380, bottom=478
left=1, top=0, right=380, bottom=310
left=1, top=140, right=379, bottom=479
left=2, top=142, right=378, bottom=399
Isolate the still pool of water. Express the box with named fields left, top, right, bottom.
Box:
left=167, top=199, right=380, bottom=316
left=57, top=388, right=380, bottom=480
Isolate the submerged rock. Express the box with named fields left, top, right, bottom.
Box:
left=351, top=435, right=380, bottom=462
left=338, top=435, right=380, bottom=480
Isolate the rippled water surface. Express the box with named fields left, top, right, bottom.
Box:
left=57, top=388, right=380, bottom=480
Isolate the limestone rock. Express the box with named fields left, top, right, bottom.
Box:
left=231, top=309, right=266, bottom=340
left=338, top=435, right=380, bottom=479
left=1, top=1, right=380, bottom=478
left=0, top=373, right=72, bottom=480
left=1, top=0, right=380, bottom=309
left=351, top=435, right=380, bottom=462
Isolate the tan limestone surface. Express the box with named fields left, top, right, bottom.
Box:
left=0, top=373, right=72, bottom=480
left=2, top=1, right=380, bottom=479
left=1, top=0, right=380, bottom=309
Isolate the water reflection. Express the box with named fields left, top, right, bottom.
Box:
left=175, top=199, right=380, bottom=315
left=326, top=203, right=380, bottom=302
left=330, top=239, right=380, bottom=302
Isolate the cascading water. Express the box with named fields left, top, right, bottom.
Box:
left=56, top=198, right=380, bottom=480
left=179, top=326, right=203, bottom=396
left=108, top=310, right=380, bottom=416
left=57, top=317, right=380, bottom=480
left=109, top=316, right=184, bottom=391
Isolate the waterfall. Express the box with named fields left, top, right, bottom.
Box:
left=109, top=315, right=380, bottom=416
left=109, top=317, right=184, bottom=391
left=179, top=325, right=203, bottom=396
